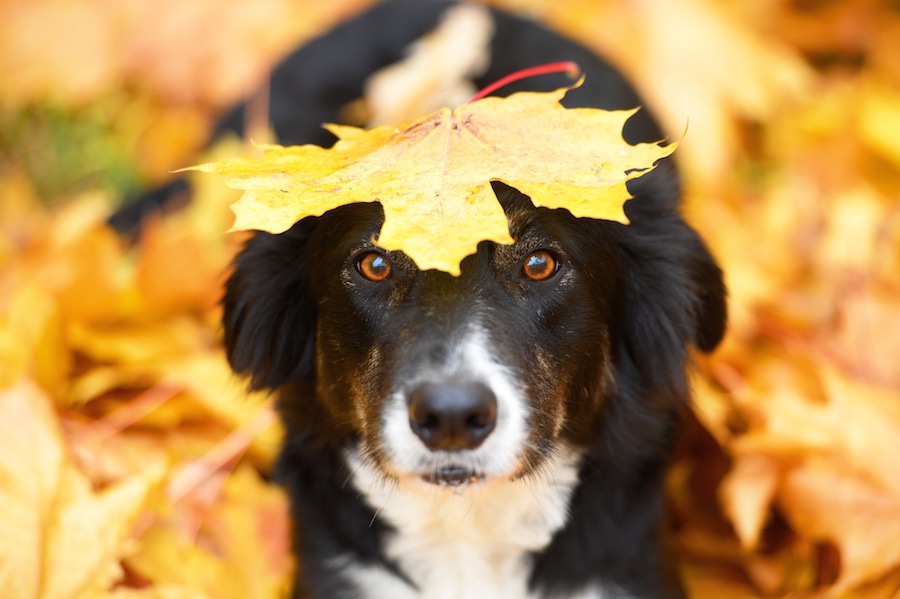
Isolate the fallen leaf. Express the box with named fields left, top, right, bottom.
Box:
left=193, top=85, right=675, bottom=274
left=198, top=466, right=293, bottom=599
left=158, top=352, right=282, bottom=466
left=719, top=453, right=779, bottom=550
left=860, top=80, right=900, bottom=169
left=127, top=467, right=291, bottom=599
left=733, top=363, right=900, bottom=497
left=779, top=457, right=900, bottom=593
left=0, top=380, right=161, bottom=599
left=524, top=0, right=812, bottom=188
left=826, top=284, right=900, bottom=388
left=680, top=561, right=763, bottom=599
left=126, top=527, right=244, bottom=599
left=24, top=194, right=134, bottom=324
left=67, top=317, right=211, bottom=368
left=816, top=185, right=886, bottom=274
left=0, top=283, right=69, bottom=394
left=136, top=216, right=226, bottom=315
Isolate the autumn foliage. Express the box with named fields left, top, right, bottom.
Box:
left=2, top=0, right=900, bottom=598
left=196, top=83, right=674, bottom=274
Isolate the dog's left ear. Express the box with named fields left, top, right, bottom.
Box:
left=624, top=161, right=727, bottom=354
left=222, top=219, right=318, bottom=391
left=689, top=237, right=727, bottom=353
left=689, top=237, right=728, bottom=352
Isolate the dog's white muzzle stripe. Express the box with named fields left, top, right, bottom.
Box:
left=380, top=325, right=529, bottom=480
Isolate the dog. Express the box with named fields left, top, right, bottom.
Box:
left=134, top=1, right=727, bottom=597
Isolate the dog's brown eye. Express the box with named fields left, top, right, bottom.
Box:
left=357, top=252, right=392, bottom=281
left=522, top=251, right=558, bottom=281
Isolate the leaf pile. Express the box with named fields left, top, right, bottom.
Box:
left=0, top=164, right=292, bottom=599
left=2, top=0, right=900, bottom=598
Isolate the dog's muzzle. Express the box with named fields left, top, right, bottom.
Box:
left=405, top=381, right=498, bottom=486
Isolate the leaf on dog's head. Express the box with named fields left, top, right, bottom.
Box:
left=189, top=84, right=676, bottom=275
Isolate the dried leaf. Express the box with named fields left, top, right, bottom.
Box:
left=128, top=467, right=291, bottom=599
left=0, top=380, right=160, bottom=599
left=531, top=0, right=812, bottom=186
left=135, top=217, right=226, bottom=315
left=199, top=466, right=293, bottom=599
left=127, top=527, right=244, bottom=599
left=193, top=86, right=675, bottom=274
left=719, top=453, right=779, bottom=550
left=158, top=353, right=282, bottom=466
left=861, top=79, right=900, bottom=169
left=0, top=283, right=69, bottom=394
left=780, top=458, right=900, bottom=592
left=735, top=365, right=900, bottom=497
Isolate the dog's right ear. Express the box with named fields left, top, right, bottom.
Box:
left=222, top=220, right=317, bottom=391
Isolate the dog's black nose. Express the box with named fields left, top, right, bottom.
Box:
left=408, top=382, right=497, bottom=451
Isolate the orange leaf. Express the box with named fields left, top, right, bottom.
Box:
left=128, top=466, right=291, bottom=599
left=0, top=380, right=160, bottom=598
left=779, top=458, right=900, bottom=592
left=719, top=453, right=779, bottom=550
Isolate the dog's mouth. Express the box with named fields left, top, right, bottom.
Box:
left=421, top=465, right=483, bottom=486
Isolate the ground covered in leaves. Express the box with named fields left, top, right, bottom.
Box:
left=1, top=0, right=899, bottom=597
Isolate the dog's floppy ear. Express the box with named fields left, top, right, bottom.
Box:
left=616, top=174, right=727, bottom=401
left=689, top=237, right=727, bottom=352
left=222, top=219, right=317, bottom=391
left=623, top=161, right=727, bottom=356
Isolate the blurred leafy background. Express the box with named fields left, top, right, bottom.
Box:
left=1, top=0, right=899, bottom=597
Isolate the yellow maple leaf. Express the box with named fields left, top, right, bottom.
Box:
left=191, top=84, right=675, bottom=274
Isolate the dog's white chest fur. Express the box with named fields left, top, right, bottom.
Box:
left=345, top=450, right=609, bottom=599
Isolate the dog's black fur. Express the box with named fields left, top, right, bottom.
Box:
left=129, top=2, right=726, bottom=597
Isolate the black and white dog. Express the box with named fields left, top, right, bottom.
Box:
left=152, top=1, right=727, bottom=597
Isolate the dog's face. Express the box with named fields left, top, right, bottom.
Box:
left=223, top=174, right=726, bottom=489
left=307, top=186, right=623, bottom=486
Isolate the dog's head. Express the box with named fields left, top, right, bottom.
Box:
left=223, top=164, right=726, bottom=487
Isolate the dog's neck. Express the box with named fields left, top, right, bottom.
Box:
left=344, top=449, right=583, bottom=599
